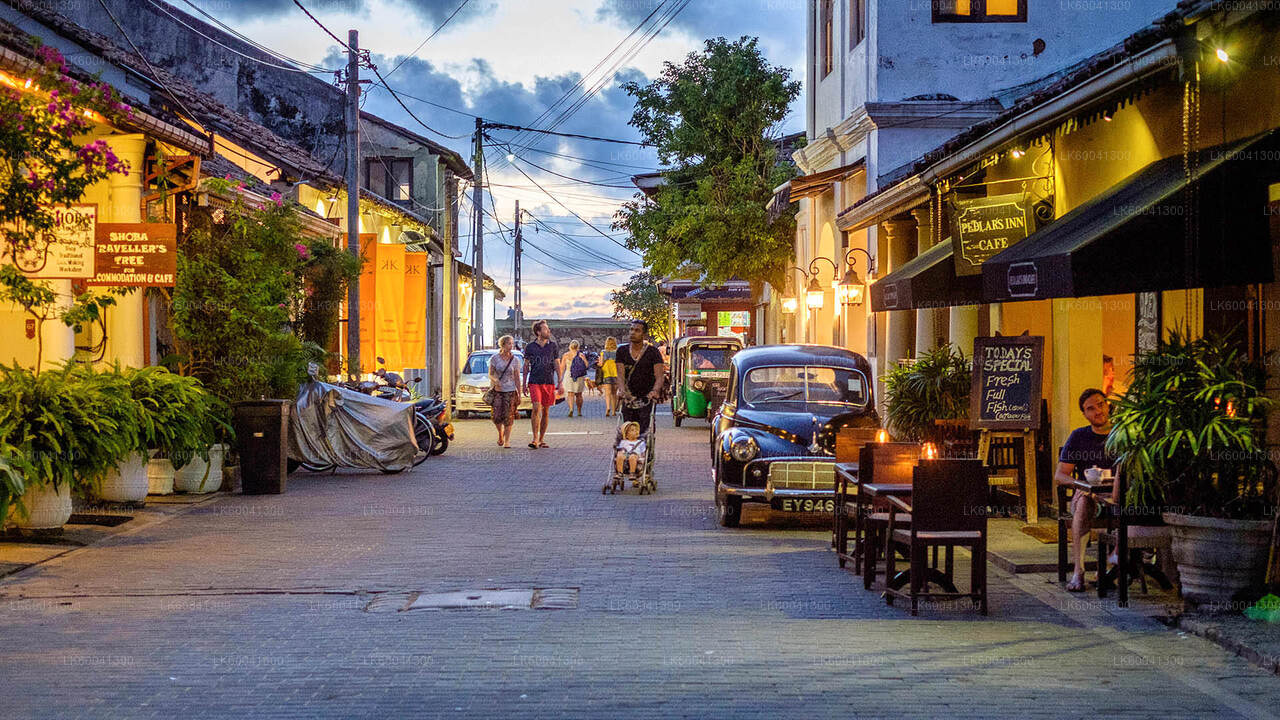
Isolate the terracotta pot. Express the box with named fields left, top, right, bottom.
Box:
left=1163, top=512, right=1272, bottom=605
left=11, top=482, right=73, bottom=530
left=174, top=444, right=226, bottom=494
left=147, top=454, right=176, bottom=495
left=98, top=452, right=149, bottom=503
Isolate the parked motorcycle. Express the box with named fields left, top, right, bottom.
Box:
left=288, top=364, right=429, bottom=474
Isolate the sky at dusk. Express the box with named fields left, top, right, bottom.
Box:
left=191, top=0, right=807, bottom=319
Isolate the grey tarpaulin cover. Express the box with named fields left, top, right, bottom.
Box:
left=288, top=365, right=420, bottom=471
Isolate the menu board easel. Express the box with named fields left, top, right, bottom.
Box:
left=970, top=335, right=1045, bottom=523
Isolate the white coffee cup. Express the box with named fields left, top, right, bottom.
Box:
left=1084, top=467, right=1102, bottom=483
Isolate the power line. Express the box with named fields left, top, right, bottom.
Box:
left=370, top=65, right=471, bottom=140
left=510, top=160, right=636, bottom=255
left=489, top=146, right=637, bottom=188
left=385, top=0, right=473, bottom=79
left=170, top=0, right=338, bottom=72
left=487, top=123, right=647, bottom=147
left=96, top=0, right=201, bottom=124
left=291, top=0, right=354, bottom=51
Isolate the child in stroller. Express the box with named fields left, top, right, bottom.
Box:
left=613, top=421, right=646, bottom=481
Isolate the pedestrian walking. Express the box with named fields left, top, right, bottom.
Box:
left=599, top=336, right=619, bottom=417
left=560, top=340, right=588, bottom=417
left=487, top=335, right=523, bottom=449
left=521, top=319, right=560, bottom=449
left=616, top=320, right=665, bottom=434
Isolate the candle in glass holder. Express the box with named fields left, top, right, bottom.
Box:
left=922, top=442, right=938, bottom=460
left=876, top=429, right=889, bottom=443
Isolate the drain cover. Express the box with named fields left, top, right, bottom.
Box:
left=409, top=589, right=535, bottom=610
left=364, top=588, right=579, bottom=613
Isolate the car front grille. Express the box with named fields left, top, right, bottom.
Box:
left=766, top=461, right=836, bottom=492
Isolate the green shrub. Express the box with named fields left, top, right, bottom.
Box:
left=1107, top=328, right=1275, bottom=519
left=882, top=344, right=971, bottom=442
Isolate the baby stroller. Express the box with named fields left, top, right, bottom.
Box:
left=602, top=401, right=658, bottom=495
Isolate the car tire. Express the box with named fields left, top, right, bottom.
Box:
left=716, top=490, right=741, bottom=528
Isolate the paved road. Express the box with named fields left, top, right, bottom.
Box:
left=2, top=394, right=1279, bottom=719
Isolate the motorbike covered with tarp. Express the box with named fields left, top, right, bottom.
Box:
left=288, top=365, right=422, bottom=472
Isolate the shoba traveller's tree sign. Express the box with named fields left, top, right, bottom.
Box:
left=87, top=223, right=176, bottom=287
left=969, top=335, right=1044, bottom=430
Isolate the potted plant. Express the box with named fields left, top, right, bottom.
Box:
left=79, top=365, right=149, bottom=505
left=0, top=362, right=138, bottom=531
left=882, top=344, right=971, bottom=441
left=1108, top=329, right=1277, bottom=606
left=109, top=365, right=222, bottom=495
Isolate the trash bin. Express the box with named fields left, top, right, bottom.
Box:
left=233, top=400, right=291, bottom=495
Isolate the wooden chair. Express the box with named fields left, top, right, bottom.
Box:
left=1095, top=469, right=1173, bottom=605
left=851, top=443, right=920, bottom=589
left=984, top=435, right=1023, bottom=516
left=930, top=419, right=978, bottom=459
left=884, top=458, right=989, bottom=616
left=831, top=427, right=881, bottom=550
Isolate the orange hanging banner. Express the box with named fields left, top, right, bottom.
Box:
left=374, top=242, right=406, bottom=373
left=358, top=234, right=378, bottom=374
left=402, top=252, right=428, bottom=369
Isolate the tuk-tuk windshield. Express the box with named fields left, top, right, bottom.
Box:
left=687, top=346, right=735, bottom=370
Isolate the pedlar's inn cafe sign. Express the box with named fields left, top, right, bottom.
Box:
left=951, top=193, right=1033, bottom=277
left=2, top=204, right=176, bottom=287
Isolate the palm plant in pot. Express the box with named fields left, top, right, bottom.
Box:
left=883, top=344, right=971, bottom=442
left=0, top=362, right=140, bottom=531
left=115, top=366, right=224, bottom=496
left=1107, top=328, right=1277, bottom=606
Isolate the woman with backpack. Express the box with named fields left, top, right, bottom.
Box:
left=598, top=336, right=619, bottom=417
left=560, top=340, right=588, bottom=417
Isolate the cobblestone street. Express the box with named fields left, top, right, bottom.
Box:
left=3, top=395, right=1280, bottom=718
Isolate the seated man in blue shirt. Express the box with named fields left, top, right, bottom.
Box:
left=1054, top=388, right=1115, bottom=592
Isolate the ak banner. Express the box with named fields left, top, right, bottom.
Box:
left=374, top=242, right=406, bottom=374
left=401, top=252, right=427, bottom=368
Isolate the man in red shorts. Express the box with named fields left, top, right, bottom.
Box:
left=521, top=319, right=561, bottom=449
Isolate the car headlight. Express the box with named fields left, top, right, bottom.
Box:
left=458, top=385, right=480, bottom=394
left=729, top=436, right=758, bottom=462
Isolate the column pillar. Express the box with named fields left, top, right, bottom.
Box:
left=950, top=306, right=980, bottom=357
left=910, top=207, right=941, bottom=355
left=103, top=133, right=147, bottom=368
left=880, top=218, right=916, bottom=366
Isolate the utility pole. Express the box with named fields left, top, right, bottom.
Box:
left=344, top=29, right=361, bottom=377
left=513, top=200, right=521, bottom=338
left=471, top=116, right=484, bottom=352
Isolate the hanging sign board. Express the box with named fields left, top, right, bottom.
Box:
left=969, top=335, right=1044, bottom=430
left=952, top=193, right=1032, bottom=276
left=87, top=223, right=177, bottom=287
left=675, top=302, right=702, bottom=321
left=4, top=204, right=97, bottom=279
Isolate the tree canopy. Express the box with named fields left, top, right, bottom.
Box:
left=615, top=37, right=800, bottom=290
left=610, top=271, right=670, bottom=343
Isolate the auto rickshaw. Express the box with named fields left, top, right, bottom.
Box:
left=670, top=336, right=743, bottom=426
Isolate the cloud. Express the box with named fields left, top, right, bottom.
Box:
left=208, top=0, right=493, bottom=26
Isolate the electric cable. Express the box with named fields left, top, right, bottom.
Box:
left=170, top=0, right=339, bottom=72
left=509, top=161, right=635, bottom=254
left=385, top=0, right=474, bottom=79
left=96, top=0, right=201, bottom=123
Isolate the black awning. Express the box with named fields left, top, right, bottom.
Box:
left=869, top=239, right=984, bottom=312
left=983, top=130, right=1279, bottom=303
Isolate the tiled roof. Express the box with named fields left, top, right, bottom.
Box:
left=6, top=0, right=342, bottom=186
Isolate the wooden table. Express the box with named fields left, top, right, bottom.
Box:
left=858, top=483, right=922, bottom=591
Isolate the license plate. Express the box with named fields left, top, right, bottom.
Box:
left=772, top=498, right=834, bottom=513
left=443, top=424, right=455, bottom=439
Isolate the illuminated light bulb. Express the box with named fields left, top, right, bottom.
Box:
left=876, top=429, right=889, bottom=443
left=1011, top=149, right=1025, bottom=158
left=1216, top=48, right=1230, bottom=63
left=922, top=442, right=938, bottom=460
left=24, top=78, right=32, bottom=89
left=506, top=153, right=515, bottom=163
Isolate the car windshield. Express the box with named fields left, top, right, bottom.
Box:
left=463, top=354, right=491, bottom=374
left=687, top=346, right=735, bottom=370
left=741, top=366, right=868, bottom=407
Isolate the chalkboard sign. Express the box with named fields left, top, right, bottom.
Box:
left=969, top=335, right=1044, bottom=430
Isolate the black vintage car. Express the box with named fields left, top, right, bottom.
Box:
left=711, top=345, right=879, bottom=527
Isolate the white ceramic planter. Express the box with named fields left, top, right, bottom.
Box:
left=174, top=444, right=226, bottom=494
left=147, top=454, right=176, bottom=495
left=98, top=451, right=149, bottom=503
left=1163, top=512, right=1271, bottom=605
left=11, top=482, right=73, bottom=530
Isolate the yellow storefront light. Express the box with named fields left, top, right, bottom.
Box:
left=781, top=296, right=798, bottom=314
left=1216, top=48, right=1230, bottom=63
left=805, top=276, right=825, bottom=310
